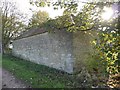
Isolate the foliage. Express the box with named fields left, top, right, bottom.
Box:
left=30, top=0, right=120, bottom=75
left=92, top=2, right=120, bottom=75
left=1, top=1, right=26, bottom=53
left=28, top=10, right=49, bottom=29
left=94, top=17, right=120, bottom=75
left=44, top=4, right=100, bottom=32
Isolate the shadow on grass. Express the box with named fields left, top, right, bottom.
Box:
left=3, top=54, right=109, bottom=88
left=2, top=54, right=76, bottom=88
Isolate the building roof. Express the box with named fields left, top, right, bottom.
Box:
left=15, top=27, right=47, bottom=40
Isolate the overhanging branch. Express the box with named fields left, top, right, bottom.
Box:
left=52, top=23, right=95, bottom=32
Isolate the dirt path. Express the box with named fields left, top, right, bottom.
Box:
left=2, top=68, right=31, bottom=88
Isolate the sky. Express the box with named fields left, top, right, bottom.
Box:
left=1, top=0, right=90, bottom=25
left=7, top=0, right=64, bottom=19
left=4, top=0, right=88, bottom=19
left=2, top=0, right=119, bottom=16
left=2, top=0, right=118, bottom=24
left=7, top=0, right=116, bottom=20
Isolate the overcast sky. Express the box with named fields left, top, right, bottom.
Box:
left=5, top=0, right=65, bottom=19
left=3, top=0, right=88, bottom=19
left=2, top=0, right=118, bottom=24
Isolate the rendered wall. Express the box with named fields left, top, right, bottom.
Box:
left=12, top=30, right=74, bottom=73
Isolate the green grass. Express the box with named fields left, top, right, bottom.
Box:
left=2, top=54, right=76, bottom=88
left=2, top=54, right=108, bottom=88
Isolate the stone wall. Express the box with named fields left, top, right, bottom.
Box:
left=12, top=29, right=97, bottom=74
left=12, top=30, right=74, bottom=73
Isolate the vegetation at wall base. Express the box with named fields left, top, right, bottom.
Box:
left=2, top=54, right=109, bottom=88
left=2, top=0, right=120, bottom=88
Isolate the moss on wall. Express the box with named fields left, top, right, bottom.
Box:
left=73, top=31, right=98, bottom=73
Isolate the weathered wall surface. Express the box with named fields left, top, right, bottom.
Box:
left=12, top=30, right=74, bottom=73
left=73, top=31, right=97, bottom=73
left=12, top=28, right=97, bottom=74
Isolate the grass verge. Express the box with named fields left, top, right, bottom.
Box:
left=2, top=54, right=108, bottom=88
left=2, top=54, right=76, bottom=88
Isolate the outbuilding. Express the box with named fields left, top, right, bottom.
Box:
left=12, top=27, right=96, bottom=74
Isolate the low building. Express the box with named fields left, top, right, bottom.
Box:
left=12, top=27, right=97, bottom=74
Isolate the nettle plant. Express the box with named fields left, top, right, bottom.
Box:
left=30, top=0, right=120, bottom=75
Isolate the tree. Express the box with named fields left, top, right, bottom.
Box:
left=91, top=2, right=120, bottom=75
left=28, top=10, right=49, bottom=29
left=30, top=0, right=120, bottom=76
left=1, top=1, right=26, bottom=53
